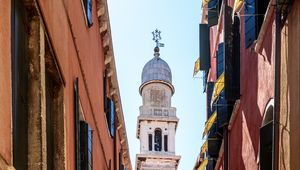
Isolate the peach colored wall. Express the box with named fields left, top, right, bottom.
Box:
left=37, top=0, right=122, bottom=169
left=279, top=1, right=300, bottom=169
left=0, top=0, right=12, bottom=165
left=0, top=0, right=124, bottom=168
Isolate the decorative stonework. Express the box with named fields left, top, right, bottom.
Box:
left=136, top=54, right=180, bottom=169
left=96, top=1, right=132, bottom=169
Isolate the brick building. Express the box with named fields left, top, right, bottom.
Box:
left=0, top=0, right=131, bottom=169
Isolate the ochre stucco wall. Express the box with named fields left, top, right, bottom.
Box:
left=279, top=1, right=300, bottom=169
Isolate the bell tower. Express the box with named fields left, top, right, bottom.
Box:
left=135, top=29, right=181, bottom=170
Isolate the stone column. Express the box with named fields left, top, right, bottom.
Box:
left=168, top=123, right=176, bottom=153
left=27, top=14, right=47, bottom=170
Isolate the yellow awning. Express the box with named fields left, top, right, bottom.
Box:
left=233, top=0, right=244, bottom=13
left=198, top=158, right=208, bottom=170
left=211, top=72, right=224, bottom=104
left=201, top=140, right=208, bottom=154
left=193, top=58, right=200, bottom=77
left=202, top=111, right=217, bottom=138
left=202, top=0, right=210, bottom=6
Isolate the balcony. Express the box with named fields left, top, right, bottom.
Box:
left=139, top=106, right=177, bottom=117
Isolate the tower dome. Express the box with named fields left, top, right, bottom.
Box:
left=141, top=56, right=172, bottom=85
left=140, top=54, right=174, bottom=94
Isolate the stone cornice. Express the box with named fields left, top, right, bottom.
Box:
left=139, top=80, right=175, bottom=95
left=136, top=153, right=181, bottom=170
left=96, top=0, right=132, bottom=169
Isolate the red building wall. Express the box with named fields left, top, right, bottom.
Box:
left=0, top=0, right=131, bottom=169
left=227, top=8, right=274, bottom=170
left=35, top=0, right=129, bottom=169
left=206, top=1, right=275, bottom=169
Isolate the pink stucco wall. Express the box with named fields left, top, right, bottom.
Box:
left=208, top=3, right=275, bottom=170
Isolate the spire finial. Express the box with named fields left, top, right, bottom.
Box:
left=152, top=29, right=164, bottom=57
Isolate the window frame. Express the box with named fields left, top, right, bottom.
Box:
left=81, top=0, right=93, bottom=27
left=154, top=128, right=162, bottom=151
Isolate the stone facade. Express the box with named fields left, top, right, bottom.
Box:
left=136, top=55, right=180, bottom=170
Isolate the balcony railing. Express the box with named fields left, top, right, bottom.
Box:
left=139, top=106, right=176, bottom=117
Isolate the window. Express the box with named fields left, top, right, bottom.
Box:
left=216, top=90, right=229, bottom=127
left=244, top=0, right=270, bottom=47
left=217, top=43, right=224, bottom=78
left=103, top=70, right=115, bottom=138
left=164, top=135, right=168, bottom=152
left=260, top=121, right=273, bottom=170
left=148, top=134, right=153, bottom=151
left=13, top=2, right=65, bottom=169
left=12, top=0, right=29, bottom=168
left=208, top=0, right=223, bottom=27
left=199, top=24, right=211, bottom=71
left=232, top=16, right=241, bottom=100
left=74, top=78, right=81, bottom=169
left=119, top=152, right=125, bottom=170
left=80, top=121, right=93, bottom=170
left=154, top=129, right=162, bottom=151
left=224, top=15, right=241, bottom=101
left=82, top=0, right=93, bottom=27
left=106, top=98, right=115, bottom=138
left=103, top=69, right=109, bottom=113
left=74, top=81, right=93, bottom=170
left=259, top=101, right=274, bottom=170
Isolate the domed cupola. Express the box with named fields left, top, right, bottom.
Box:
left=139, top=30, right=174, bottom=94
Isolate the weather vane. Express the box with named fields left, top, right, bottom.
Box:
left=152, top=29, right=165, bottom=48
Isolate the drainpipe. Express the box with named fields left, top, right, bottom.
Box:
left=223, top=0, right=229, bottom=170
left=273, top=1, right=281, bottom=170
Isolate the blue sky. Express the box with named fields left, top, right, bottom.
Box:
left=107, top=0, right=206, bottom=169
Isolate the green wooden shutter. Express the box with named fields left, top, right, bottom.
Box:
left=199, top=24, right=211, bottom=70
left=208, top=0, right=221, bottom=27
left=80, top=121, right=88, bottom=170
left=244, top=0, right=256, bottom=47
left=83, top=0, right=93, bottom=27
left=217, top=43, right=224, bottom=78
left=74, top=78, right=81, bottom=170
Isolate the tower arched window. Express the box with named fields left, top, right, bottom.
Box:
left=154, top=129, right=162, bottom=151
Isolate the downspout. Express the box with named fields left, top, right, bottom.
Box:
left=223, top=0, right=229, bottom=170
left=273, top=1, right=281, bottom=170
